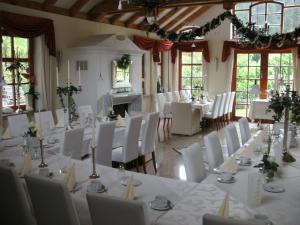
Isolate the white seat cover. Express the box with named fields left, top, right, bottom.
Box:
left=63, top=128, right=84, bottom=160
left=56, top=108, right=68, bottom=126
left=172, top=91, right=180, bottom=102
left=0, top=165, right=36, bottom=225
left=225, top=124, right=241, bottom=156
left=25, top=174, right=80, bottom=225
left=182, top=143, right=206, bottom=182
left=238, top=117, right=252, bottom=145
left=211, top=94, right=222, bottom=119
left=228, top=92, right=236, bottom=114
left=140, top=112, right=159, bottom=155
left=78, top=105, right=94, bottom=127
left=7, top=114, right=29, bottom=137
left=218, top=93, right=227, bottom=117
left=165, top=92, right=173, bottom=103
left=224, top=92, right=231, bottom=115
left=204, top=131, right=224, bottom=171
left=86, top=193, right=150, bottom=225
left=34, top=111, right=55, bottom=135
left=203, top=214, right=260, bottom=225
left=96, top=121, right=115, bottom=167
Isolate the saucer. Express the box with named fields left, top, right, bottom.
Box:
left=263, top=183, right=285, bottom=193
left=217, top=177, right=236, bottom=183
left=149, top=196, right=172, bottom=211
left=87, top=184, right=107, bottom=193
left=120, top=177, right=142, bottom=187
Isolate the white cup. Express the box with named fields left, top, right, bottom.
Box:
left=39, top=168, right=50, bottom=177
left=89, top=180, right=102, bottom=192
left=221, top=172, right=233, bottom=181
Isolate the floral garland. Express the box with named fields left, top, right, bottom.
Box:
left=117, top=54, right=131, bottom=70
left=147, top=11, right=300, bottom=48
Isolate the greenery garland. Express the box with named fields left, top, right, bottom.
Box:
left=147, top=11, right=300, bottom=48
left=117, top=54, right=131, bottom=70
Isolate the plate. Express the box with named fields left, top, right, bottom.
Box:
left=87, top=184, right=107, bottom=193
left=120, top=177, right=142, bottom=187
left=217, top=177, right=236, bottom=183
left=263, top=183, right=285, bottom=193
left=149, top=196, right=172, bottom=211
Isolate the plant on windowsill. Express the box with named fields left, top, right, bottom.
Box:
left=24, top=86, right=39, bottom=111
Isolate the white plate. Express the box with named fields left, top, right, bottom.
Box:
left=217, top=177, right=236, bottom=183
left=120, top=177, right=142, bottom=187
left=87, top=185, right=107, bottom=193
left=149, top=197, right=172, bottom=211
left=263, top=183, right=285, bottom=193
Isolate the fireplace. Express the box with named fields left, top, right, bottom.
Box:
left=113, top=103, right=128, bottom=117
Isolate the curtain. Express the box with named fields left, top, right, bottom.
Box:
left=172, top=50, right=179, bottom=91
left=202, top=59, right=209, bottom=92
left=150, top=52, right=158, bottom=111
left=292, top=48, right=300, bottom=92
left=224, top=49, right=234, bottom=92
left=162, top=52, right=173, bottom=92
left=0, top=38, right=3, bottom=129
left=34, top=36, right=56, bottom=111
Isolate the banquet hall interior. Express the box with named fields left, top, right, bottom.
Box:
left=1, top=0, right=300, bottom=225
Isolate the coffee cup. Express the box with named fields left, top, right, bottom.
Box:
left=39, top=168, right=50, bottom=177
left=221, top=172, right=233, bottom=181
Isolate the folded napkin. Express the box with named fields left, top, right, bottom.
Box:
left=122, top=176, right=135, bottom=200
left=218, top=193, right=229, bottom=217
left=125, top=110, right=130, bottom=120
left=64, top=163, right=76, bottom=191
left=220, top=156, right=238, bottom=173
left=2, top=128, right=12, bottom=139
left=115, top=115, right=125, bottom=128
left=17, top=154, right=32, bottom=177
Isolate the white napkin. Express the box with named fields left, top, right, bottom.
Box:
left=218, top=193, right=229, bottom=217
left=64, top=163, right=76, bottom=191
left=2, top=128, right=12, bottom=139
left=125, top=110, right=129, bottom=121
left=220, top=156, right=238, bottom=173
left=247, top=173, right=262, bottom=207
left=17, top=154, right=32, bottom=177
left=122, top=176, right=135, bottom=200
left=116, top=115, right=125, bottom=128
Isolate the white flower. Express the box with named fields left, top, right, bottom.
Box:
left=28, top=122, right=36, bottom=128
left=268, top=156, right=275, bottom=163
left=261, top=149, right=268, bottom=155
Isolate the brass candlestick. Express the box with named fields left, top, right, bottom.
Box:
left=38, top=139, right=48, bottom=168
left=89, top=146, right=99, bottom=179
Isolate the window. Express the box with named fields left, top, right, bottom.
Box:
left=2, top=35, right=33, bottom=110
left=179, top=51, right=203, bottom=97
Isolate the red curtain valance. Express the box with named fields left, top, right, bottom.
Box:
left=171, top=41, right=210, bottom=63
left=133, top=35, right=173, bottom=62
left=0, top=11, right=56, bottom=56
left=222, top=40, right=300, bottom=62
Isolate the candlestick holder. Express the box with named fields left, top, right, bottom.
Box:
left=89, top=146, right=99, bottom=179
left=38, top=139, right=48, bottom=168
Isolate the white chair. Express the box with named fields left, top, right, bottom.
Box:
left=63, top=128, right=85, bottom=160
left=25, top=174, right=80, bottom=225
left=203, top=94, right=222, bottom=130
left=225, top=124, right=241, bottom=156
left=171, top=102, right=201, bottom=136
left=165, top=92, right=173, bottom=103
left=34, top=111, right=55, bottom=135
left=238, top=117, right=252, bottom=145
left=56, top=108, right=68, bottom=127
left=112, top=116, right=143, bottom=170
left=204, top=131, right=224, bottom=171
left=172, top=91, right=180, bottom=102
left=156, top=93, right=172, bottom=130
left=228, top=91, right=236, bottom=121
left=182, top=143, right=206, bottom=183
left=203, top=214, right=260, bottom=225
left=0, top=165, right=36, bottom=225
left=139, top=112, right=159, bottom=174
left=78, top=105, right=94, bottom=127
left=217, top=93, right=227, bottom=128
left=86, top=193, right=150, bottom=225
left=179, top=90, right=187, bottom=100
left=7, top=114, right=29, bottom=137
left=223, top=92, right=231, bottom=124
left=95, top=121, right=115, bottom=167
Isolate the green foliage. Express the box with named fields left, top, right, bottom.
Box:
left=25, top=86, right=39, bottom=100
left=117, top=54, right=131, bottom=70
left=56, top=85, right=80, bottom=109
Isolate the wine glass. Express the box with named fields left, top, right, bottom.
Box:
left=117, top=164, right=126, bottom=182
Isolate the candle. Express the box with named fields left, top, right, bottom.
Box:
left=78, top=65, right=81, bottom=86
left=91, top=120, right=96, bottom=147
left=56, top=67, right=59, bottom=87
left=67, top=60, right=70, bottom=88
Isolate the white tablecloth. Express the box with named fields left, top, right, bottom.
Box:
left=192, top=101, right=213, bottom=116
left=248, top=99, right=274, bottom=120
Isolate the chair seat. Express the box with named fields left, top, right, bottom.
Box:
left=112, top=147, right=123, bottom=162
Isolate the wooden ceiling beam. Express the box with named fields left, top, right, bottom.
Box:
left=173, top=5, right=211, bottom=32
left=125, top=12, right=143, bottom=28
left=43, top=0, right=58, bottom=10
left=163, top=6, right=198, bottom=31
left=110, top=13, right=124, bottom=25
left=156, top=8, right=179, bottom=25
left=70, top=0, right=90, bottom=16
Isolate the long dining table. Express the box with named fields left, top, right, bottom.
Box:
left=1, top=125, right=300, bottom=225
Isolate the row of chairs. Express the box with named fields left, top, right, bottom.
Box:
left=181, top=117, right=251, bottom=183
left=203, top=92, right=235, bottom=130
left=0, top=165, right=251, bottom=225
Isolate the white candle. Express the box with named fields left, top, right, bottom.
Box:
left=91, top=121, right=96, bottom=147
left=67, top=60, right=70, bottom=88
left=56, top=67, right=59, bottom=87
left=78, top=66, right=81, bottom=86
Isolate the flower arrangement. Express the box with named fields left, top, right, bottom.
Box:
left=117, top=54, right=131, bottom=70
left=24, top=122, right=38, bottom=137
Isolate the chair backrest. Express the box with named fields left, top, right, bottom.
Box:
left=173, top=91, right=180, bottom=102
left=225, top=124, right=241, bottom=156
left=63, top=128, right=84, bottom=160
left=78, top=105, right=93, bottom=128
left=86, top=193, right=150, bottom=225
left=238, top=117, right=252, bottom=145
left=171, top=102, right=192, bottom=122
left=96, top=121, right=115, bottom=167
left=228, top=91, right=236, bottom=113
left=34, top=111, right=55, bottom=135
left=204, top=131, right=224, bottom=171
left=212, top=94, right=222, bottom=119
left=165, top=92, right=173, bottom=102
left=7, top=114, right=29, bottom=137
left=0, top=165, right=35, bottom=225
left=203, top=214, right=259, bottom=225
left=218, top=93, right=227, bottom=117
left=78, top=105, right=93, bottom=116
left=224, top=92, right=231, bottom=114
left=56, top=108, right=68, bottom=126
left=180, top=90, right=187, bottom=99
left=25, top=174, right=80, bottom=225
left=156, top=93, right=166, bottom=114
left=122, top=116, right=143, bottom=162
left=182, top=143, right=206, bottom=183
left=225, top=92, right=232, bottom=114
left=141, top=112, right=159, bottom=155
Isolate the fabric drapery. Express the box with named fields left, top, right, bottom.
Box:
left=171, top=41, right=210, bottom=63
left=292, top=48, right=300, bottom=93
left=133, top=35, right=173, bottom=62
left=222, top=41, right=300, bottom=62
left=0, top=11, right=56, bottom=56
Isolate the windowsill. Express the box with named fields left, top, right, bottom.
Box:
left=2, top=110, right=30, bottom=117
